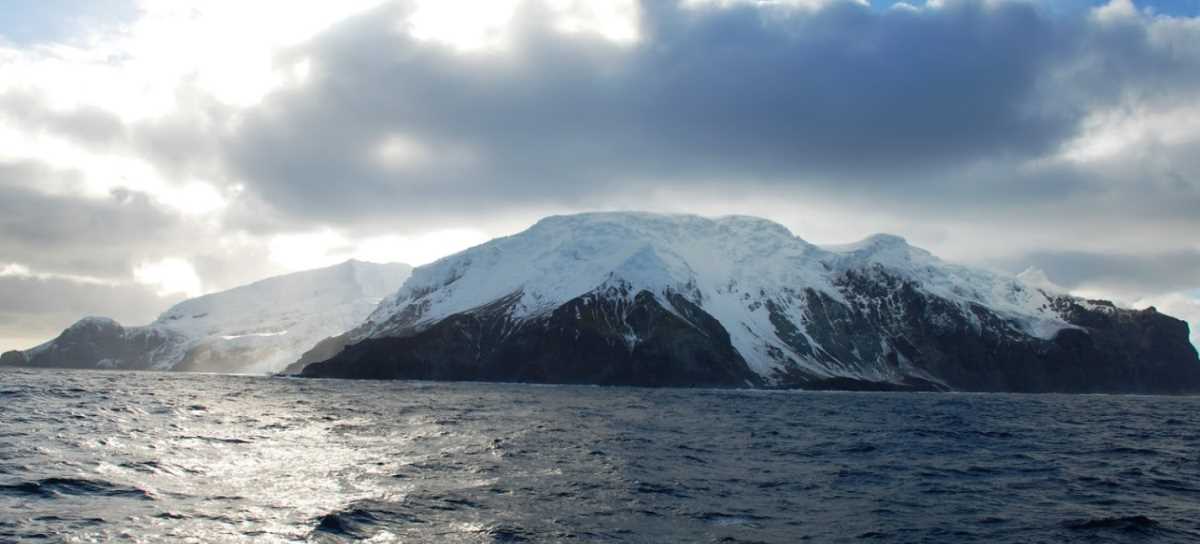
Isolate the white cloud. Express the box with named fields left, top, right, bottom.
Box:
left=0, top=0, right=390, bottom=121
left=266, top=230, right=348, bottom=271
left=155, top=182, right=229, bottom=216
left=134, top=257, right=203, bottom=297
left=0, top=123, right=231, bottom=215
left=404, top=0, right=641, bottom=51
left=0, top=263, right=120, bottom=286
left=683, top=0, right=866, bottom=10
left=547, top=0, right=640, bottom=44
left=268, top=227, right=489, bottom=270
left=1093, top=0, right=1139, bottom=23
left=355, top=229, right=490, bottom=266
left=1060, top=103, right=1200, bottom=163
left=373, top=134, right=434, bottom=168
left=406, top=0, right=520, bottom=51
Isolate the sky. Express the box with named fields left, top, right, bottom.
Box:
left=0, top=0, right=1198, bottom=351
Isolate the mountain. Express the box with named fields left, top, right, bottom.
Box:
left=0, top=260, right=411, bottom=374
left=296, top=213, right=1200, bottom=393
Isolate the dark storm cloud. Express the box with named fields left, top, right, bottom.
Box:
left=225, top=0, right=1085, bottom=229
left=215, top=0, right=1199, bottom=235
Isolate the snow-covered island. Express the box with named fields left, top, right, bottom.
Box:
left=293, top=213, right=1200, bottom=393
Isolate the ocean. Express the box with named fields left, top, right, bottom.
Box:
left=1, top=367, right=1198, bottom=542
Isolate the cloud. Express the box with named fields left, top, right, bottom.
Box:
left=211, top=1, right=1200, bottom=242
left=1, top=0, right=1199, bottom=348
left=0, top=160, right=286, bottom=302
left=0, top=90, right=128, bottom=150
left=133, top=257, right=204, bottom=298
left=996, top=249, right=1200, bottom=298
left=224, top=1, right=1073, bottom=228
left=266, top=227, right=489, bottom=270
left=0, top=168, right=182, bottom=277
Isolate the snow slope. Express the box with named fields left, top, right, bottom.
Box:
left=355, top=212, right=1072, bottom=383
left=19, top=260, right=411, bottom=374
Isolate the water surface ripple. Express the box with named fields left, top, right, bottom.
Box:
left=2, top=367, right=1199, bottom=542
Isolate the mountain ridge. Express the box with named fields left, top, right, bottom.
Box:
left=298, top=212, right=1200, bottom=393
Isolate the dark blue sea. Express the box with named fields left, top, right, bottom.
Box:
left=1, top=367, right=1199, bottom=543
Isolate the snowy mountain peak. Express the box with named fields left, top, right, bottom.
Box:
left=67, top=316, right=123, bottom=332
left=822, top=233, right=931, bottom=268
left=529, top=212, right=805, bottom=245
left=826, top=233, right=910, bottom=253
left=354, top=212, right=1076, bottom=382
left=359, top=212, right=834, bottom=340
left=712, top=214, right=802, bottom=239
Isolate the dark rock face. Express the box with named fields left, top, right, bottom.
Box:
left=807, top=268, right=1200, bottom=393
left=0, top=318, right=185, bottom=371
left=304, top=286, right=764, bottom=387
left=281, top=334, right=351, bottom=375
left=302, top=268, right=1200, bottom=393
left=0, top=350, right=28, bottom=367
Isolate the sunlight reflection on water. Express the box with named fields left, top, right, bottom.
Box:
left=2, top=367, right=1200, bottom=543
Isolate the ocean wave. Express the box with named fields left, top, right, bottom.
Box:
left=0, top=477, right=153, bottom=500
